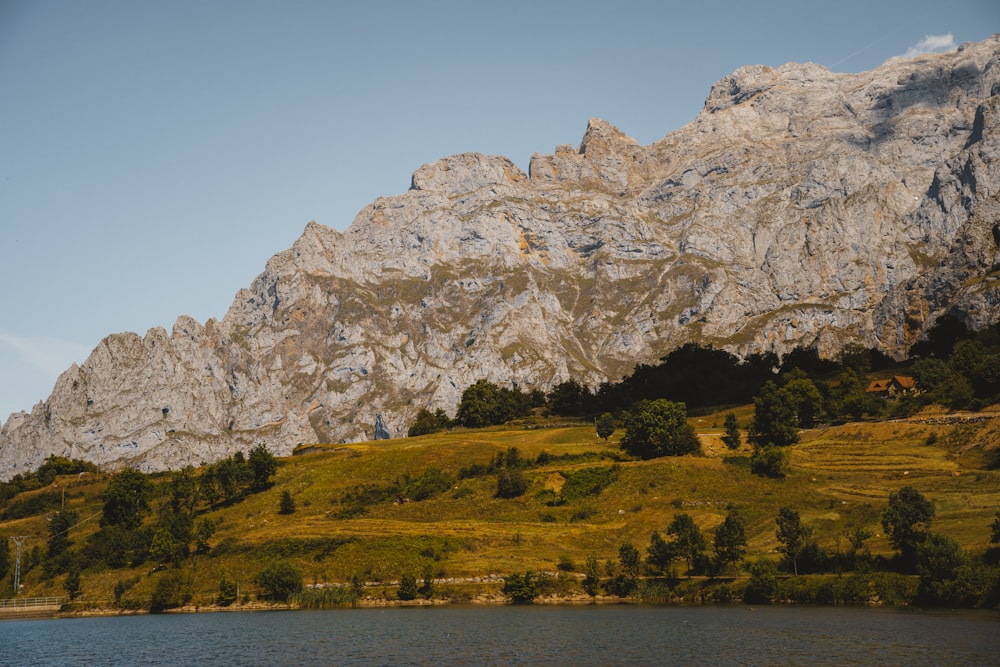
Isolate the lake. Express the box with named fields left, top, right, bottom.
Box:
left=1, top=605, right=997, bottom=666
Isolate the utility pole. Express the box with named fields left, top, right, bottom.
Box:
left=10, top=536, right=27, bottom=595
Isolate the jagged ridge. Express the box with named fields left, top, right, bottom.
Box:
left=3, top=36, right=1000, bottom=478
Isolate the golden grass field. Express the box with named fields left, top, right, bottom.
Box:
left=3, top=406, right=999, bottom=606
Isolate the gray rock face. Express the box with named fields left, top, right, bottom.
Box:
left=3, top=37, right=1000, bottom=479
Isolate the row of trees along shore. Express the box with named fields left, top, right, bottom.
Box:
left=501, top=490, right=1000, bottom=607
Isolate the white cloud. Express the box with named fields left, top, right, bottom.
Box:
left=0, top=332, right=91, bottom=375
left=903, top=33, right=958, bottom=59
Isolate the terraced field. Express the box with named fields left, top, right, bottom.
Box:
left=2, top=411, right=998, bottom=605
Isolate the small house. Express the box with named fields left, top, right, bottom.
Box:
left=865, top=375, right=917, bottom=398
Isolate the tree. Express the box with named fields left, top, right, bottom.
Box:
left=255, top=560, right=303, bottom=602
left=194, top=517, right=216, bottom=554
left=722, top=412, right=741, bottom=450
left=47, top=509, right=78, bottom=561
left=750, top=445, right=788, bottom=478
left=455, top=379, right=531, bottom=428
left=775, top=506, right=810, bottom=575
left=407, top=408, right=451, bottom=437
left=620, top=399, right=700, bottom=459
left=217, top=571, right=238, bottom=606
left=646, top=531, right=677, bottom=574
left=882, top=485, right=935, bottom=569
left=248, top=444, right=277, bottom=492
left=745, top=558, right=778, bottom=604
left=397, top=573, right=419, bottom=601
left=582, top=554, right=601, bottom=596
left=0, top=537, right=9, bottom=581
left=784, top=375, right=825, bottom=428
left=150, top=527, right=179, bottom=566
left=278, top=490, right=296, bottom=515
left=749, top=381, right=799, bottom=448
left=547, top=380, right=588, bottom=416
left=713, top=511, right=747, bottom=573
left=668, top=513, right=707, bottom=576
left=63, top=566, right=81, bottom=600
left=419, top=564, right=435, bottom=599
left=596, top=413, right=616, bottom=441
left=991, top=512, right=1000, bottom=544
left=150, top=570, right=192, bottom=612
left=101, top=468, right=153, bottom=530
left=502, top=571, right=540, bottom=603
left=495, top=469, right=528, bottom=499
left=915, top=532, right=970, bottom=605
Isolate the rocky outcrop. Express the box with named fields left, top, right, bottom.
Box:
left=3, top=37, right=999, bottom=478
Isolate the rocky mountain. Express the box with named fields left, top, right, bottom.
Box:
left=3, top=37, right=1000, bottom=479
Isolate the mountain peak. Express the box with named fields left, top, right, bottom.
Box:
left=3, top=37, right=999, bottom=479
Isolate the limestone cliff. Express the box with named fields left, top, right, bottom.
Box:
left=3, top=37, right=999, bottom=478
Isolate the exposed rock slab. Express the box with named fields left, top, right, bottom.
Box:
left=3, top=37, right=1000, bottom=478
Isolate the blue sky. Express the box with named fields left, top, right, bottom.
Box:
left=1, top=0, right=997, bottom=420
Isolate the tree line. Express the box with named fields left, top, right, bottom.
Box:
left=502, top=487, right=1000, bottom=607
left=0, top=445, right=278, bottom=604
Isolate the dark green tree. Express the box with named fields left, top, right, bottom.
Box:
left=784, top=374, right=826, bottom=428
left=419, top=564, right=435, bottom=599
left=63, top=566, right=81, bottom=600
left=278, top=490, right=296, bottom=515
left=721, top=412, right=741, bottom=450
left=582, top=554, right=601, bottom=596
left=193, top=516, right=216, bottom=554
left=495, top=469, right=528, bottom=499
left=502, top=571, right=540, bottom=603
left=882, top=485, right=935, bottom=569
left=750, top=444, right=788, bottom=478
left=47, top=509, right=78, bottom=560
left=101, top=468, right=153, bottom=530
left=397, top=573, right=419, bottom=601
left=0, top=537, right=10, bottom=581
left=991, top=511, right=1000, bottom=544
left=217, top=571, right=238, bottom=606
left=646, top=531, right=677, bottom=574
left=605, top=543, right=640, bottom=597
left=150, top=528, right=179, bottom=566
left=407, top=408, right=451, bottom=437
left=915, top=532, right=971, bottom=605
left=713, top=511, right=748, bottom=573
left=149, top=570, right=192, bottom=612
left=596, top=413, right=616, bottom=441
left=248, top=444, right=277, bottom=492
left=620, top=399, right=700, bottom=459
left=775, top=506, right=810, bottom=575
left=256, top=560, right=304, bottom=602
left=749, top=381, right=799, bottom=448
left=668, top=513, right=707, bottom=576
left=547, top=380, right=588, bottom=416
left=832, top=369, right=872, bottom=422
left=744, top=558, right=778, bottom=604
left=455, top=379, right=531, bottom=428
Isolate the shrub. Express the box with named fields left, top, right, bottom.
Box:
left=256, top=560, right=304, bottom=602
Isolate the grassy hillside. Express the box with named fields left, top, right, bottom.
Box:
left=2, top=407, right=999, bottom=608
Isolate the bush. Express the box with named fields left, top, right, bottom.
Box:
left=744, top=558, right=778, bottom=604
left=503, top=571, right=541, bottom=603
left=150, top=570, right=192, bottom=612
left=496, top=469, right=528, bottom=499
left=256, top=560, right=304, bottom=602
left=750, top=445, right=787, bottom=478
left=397, top=573, right=419, bottom=601
left=559, top=465, right=619, bottom=501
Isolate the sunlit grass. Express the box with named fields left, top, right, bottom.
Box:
left=3, top=412, right=998, bottom=605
